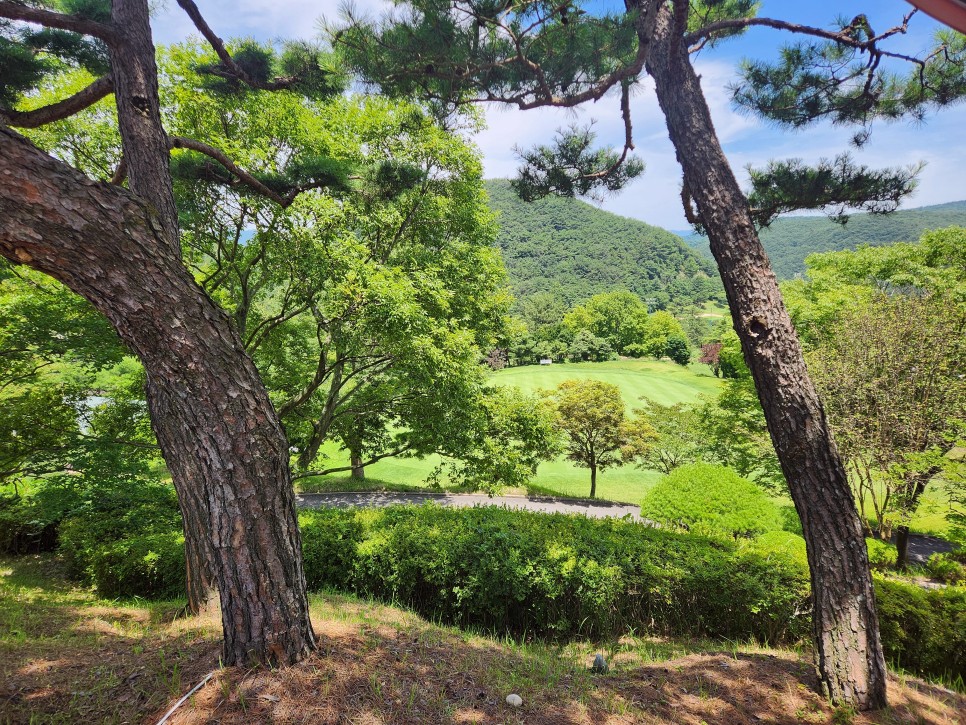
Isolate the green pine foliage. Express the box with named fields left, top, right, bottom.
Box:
left=486, top=179, right=723, bottom=309
left=684, top=200, right=966, bottom=279
left=640, top=463, right=783, bottom=539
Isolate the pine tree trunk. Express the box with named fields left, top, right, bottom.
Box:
left=182, top=500, right=218, bottom=615
left=110, top=0, right=220, bottom=617
left=0, top=126, right=316, bottom=665
left=644, top=5, right=887, bottom=710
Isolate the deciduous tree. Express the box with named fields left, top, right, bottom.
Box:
left=548, top=379, right=654, bottom=498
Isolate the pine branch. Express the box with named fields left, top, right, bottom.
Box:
left=0, top=1, right=117, bottom=44
left=684, top=11, right=917, bottom=52
left=169, top=136, right=346, bottom=206
left=1, top=74, right=113, bottom=128
left=174, top=0, right=299, bottom=91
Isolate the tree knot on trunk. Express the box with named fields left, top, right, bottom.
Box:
left=131, top=96, right=151, bottom=115
left=747, top=316, right=770, bottom=341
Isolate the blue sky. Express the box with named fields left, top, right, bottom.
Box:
left=150, top=1, right=966, bottom=229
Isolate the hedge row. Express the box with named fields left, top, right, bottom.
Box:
left=298, top=506, right=812, bottom=643
left=5, top=497, right=963, bottom=681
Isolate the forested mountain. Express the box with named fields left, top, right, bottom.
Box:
left=682, top=200, right=966, bottom=279
left=485, top=180, right=722, bottom=309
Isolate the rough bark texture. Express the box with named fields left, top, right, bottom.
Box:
left=106, top=0, right=217, bottom=615
left=0, top=127, right=316, bottom=665
left=644, top=4, right=887, bottom=710
left=108, top=0, right=180, bottom=253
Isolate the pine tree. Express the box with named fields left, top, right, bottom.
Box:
left=332, top=1, right=966, bottom=708
left=0, top=0, right=346, bottom=665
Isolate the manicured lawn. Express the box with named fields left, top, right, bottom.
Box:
left=492, top=358, right=722, bottom=409
left=299, top=359, right=720, bottom=504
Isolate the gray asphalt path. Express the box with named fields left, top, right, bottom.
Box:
left=295, top=492, right=954, bottom=565
left=296, top=491, right=643, bottom=521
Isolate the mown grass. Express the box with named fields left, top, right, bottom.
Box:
left=299, top=359, right=717, bottom=504
left=299, top=359, right=957, bottom=536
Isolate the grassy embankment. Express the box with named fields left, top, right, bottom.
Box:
left=2, top=554, right=962, bottom=725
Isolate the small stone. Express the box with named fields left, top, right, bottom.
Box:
left=591, top=653, right=609, bottom=674
left=506, top=693, right=523, bottom=707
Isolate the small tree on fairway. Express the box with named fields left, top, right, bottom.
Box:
left=548, top=379, right=654, bottom=498
left=636, top=400, right=703, bottom=475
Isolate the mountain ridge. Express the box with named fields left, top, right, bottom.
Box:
left=680, top=200, right=966, bottom=278
left=485, top=179, right=722, bottom=310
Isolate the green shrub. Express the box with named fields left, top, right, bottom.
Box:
left=866, top=539, right=897, bottom=571
left=56, top=476, right=181, bottom=578
left=89, top=531, right=186, bottom=599
left=925, top=553, right=966, bottom=584
left=640, top=463, right=782, bottom=538
left=300, top=509, right=367, bottom=591
left=875, top=577, right=966, bottom=681
left=745, top=531, right=809, bottom=569
left=296, top=505, right=811, bottom=643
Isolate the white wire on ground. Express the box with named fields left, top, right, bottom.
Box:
left=155, top=672, right=215, bottom=725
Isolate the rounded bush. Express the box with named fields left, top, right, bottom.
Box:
left=640, top=463, right=782, bottom=538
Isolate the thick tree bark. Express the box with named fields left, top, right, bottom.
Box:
left=0, top=127, right=315, bottom=665
left=644, top=5, right=887, bottom=710
left=103, top=0, right=218, bottom=614
left=182, top=501, right=219, bottom=615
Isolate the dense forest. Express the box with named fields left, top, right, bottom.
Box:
left=485, top=180, right=722, bottom=309
left=682, top=200, right=966, bottom=279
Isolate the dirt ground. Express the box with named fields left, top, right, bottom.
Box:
left=1, top=555, right=963, bottom=725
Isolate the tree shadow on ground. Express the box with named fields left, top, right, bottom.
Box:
left=2, top=558, right=963, bottom=725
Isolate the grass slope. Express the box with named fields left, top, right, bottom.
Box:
left=683, top=200, right=966, bottom=279
left=2, top=555, right=962, bottom=724
left=303, top=360, right=723, bottom=504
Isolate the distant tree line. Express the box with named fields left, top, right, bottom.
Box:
left=494, top=290, right=693, bottom=367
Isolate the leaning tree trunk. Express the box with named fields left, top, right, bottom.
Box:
left=644, top=5, right=887, bottom=710
left=0, top=126, right=316, bottom=665
left=111, top=0, right=218, bottom=615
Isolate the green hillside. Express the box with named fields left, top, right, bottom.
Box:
left=485, top=179, right=722, bottom=309
left=683, top=200, right=966, bottom=279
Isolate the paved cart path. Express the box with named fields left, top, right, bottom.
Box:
left=296, top=492, right=956, bottom=566
left=296, top=491, right=642, bottom=520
